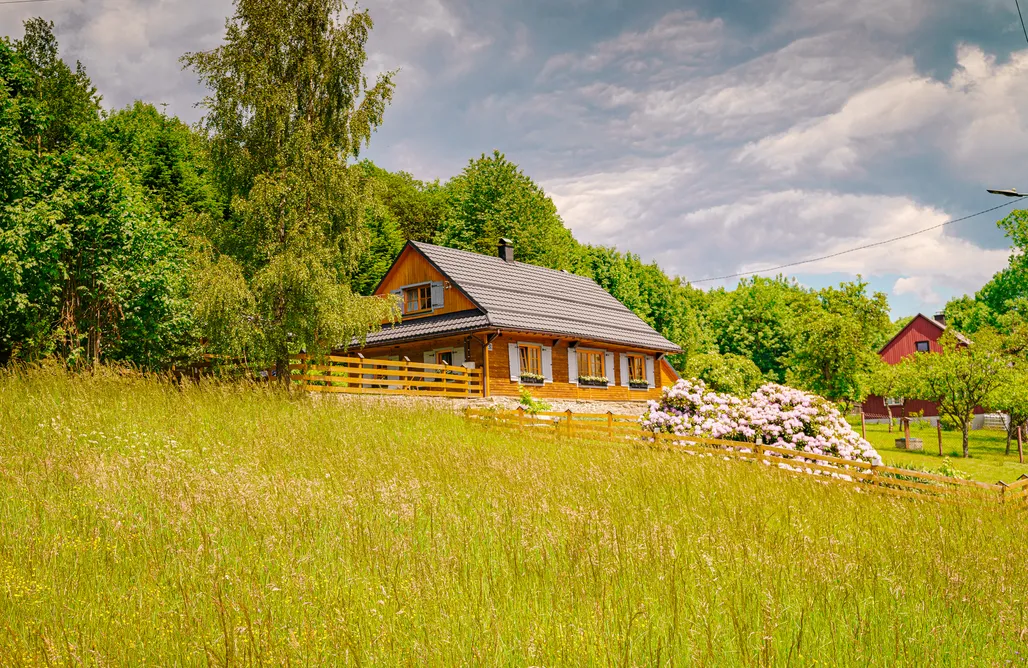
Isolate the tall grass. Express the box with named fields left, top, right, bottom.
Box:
left=1, top=366, right=1026, bottom=666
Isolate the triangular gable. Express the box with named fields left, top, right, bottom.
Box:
left=373, top=243, right=481, bottom=315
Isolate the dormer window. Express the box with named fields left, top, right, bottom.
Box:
left=403, top=284, right=432, bottom=314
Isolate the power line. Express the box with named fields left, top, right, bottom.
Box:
left=1017, top=0, right=1028, bottom=46
left=686, top=198, right=1024, bottom=284
left=0, top=0, right=60, bottom=4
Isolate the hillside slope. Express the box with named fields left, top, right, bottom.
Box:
left=1, top=367, right=1025, bottom=665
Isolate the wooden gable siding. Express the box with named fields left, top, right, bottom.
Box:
left=880, top=315, right=945, bottom=365
left=375, top=246, right=477, bottom=319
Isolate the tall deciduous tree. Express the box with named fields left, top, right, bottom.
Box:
left=2, top=23, right=189, bottom=367
left=991, top=366, right=1028, bottom=457
left=183, top=0, right=398, bottom=379
left=359, top=161, right=447, bottom=243
left=787, top=280, right=891, bottom=407
left=434, top=150, right=579, bottom=270
left=894, top=331, right=1009, bottom=457
left=706, top=276, right=815, bottom=382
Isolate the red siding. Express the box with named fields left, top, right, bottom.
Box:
left=879, top=315, right=945, bottom=365
left=862, top=314, right=982, bottom=420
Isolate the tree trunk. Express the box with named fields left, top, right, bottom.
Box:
left=276, top=355, right=290, bottom=387
left=961, top=422, right=970, bottom=458
left=937, top=419, right=943, bottom=456
left=886, top=405, right=893, bottom=433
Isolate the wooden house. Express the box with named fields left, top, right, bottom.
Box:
left=861, top=313, right=973, bottom=421
left=348, top=239, right=682, bottom=401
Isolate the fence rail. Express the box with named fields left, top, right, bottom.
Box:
left=466, top=408, right=1028, bottom=505
left=292, top=354, right=483, bottom=397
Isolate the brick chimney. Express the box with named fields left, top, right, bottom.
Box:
left=498, top=238, right=514, bottom=263
left=934, top=312, right=946, bottom=326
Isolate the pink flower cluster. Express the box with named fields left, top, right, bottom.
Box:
left=640, top=379, right=882, bottom=465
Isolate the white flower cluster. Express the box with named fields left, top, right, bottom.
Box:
left=641, top=379, right=882, bottom=465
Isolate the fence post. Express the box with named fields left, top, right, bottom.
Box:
left=607, top=411, right=614, bottom=440
left=860, top=408, right=866, bottom=440
left=1019, top=426, right=1024, bottom=465
left=565, top=409, right=573, bottom=439
left=937, top=419, right=943, bottom=456
left=754, top=440, right=763, bottom=465
left=517, top=406, right=525, bottom=431
left=869, top=463, right=878, bottom=488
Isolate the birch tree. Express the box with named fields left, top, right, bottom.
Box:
left=183, top=0, right=398, bottom=379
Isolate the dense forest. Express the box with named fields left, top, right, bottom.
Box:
left=3, top=4, right=1028, bottom=421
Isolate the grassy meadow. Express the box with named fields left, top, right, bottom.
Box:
left=2, top=367, right=1028, bottom=666
left=851, top=419, right=1028, bottom=483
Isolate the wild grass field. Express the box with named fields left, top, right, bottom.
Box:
left=850, top=419, right=1028, bottom=483
left=1, top=367, right=1027, bottom=666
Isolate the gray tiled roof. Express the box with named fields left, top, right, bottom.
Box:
left=361, top=310, right=490, bottom=346
left=372, top=241, right=679, bottom=352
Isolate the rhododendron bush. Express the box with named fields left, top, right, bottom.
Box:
left=641, top=379, right=882, bottom=466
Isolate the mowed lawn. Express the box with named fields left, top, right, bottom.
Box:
left=850, top=419, right=1028, bottom=483
left=2, top=368, right=1028, bottom=666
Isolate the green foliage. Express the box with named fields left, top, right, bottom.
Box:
left=894, top=330, right=1010, bottom=457
left=82, top=102, right=224, bottom=227
left=517, top=384, right=550, bottom=414
left=705, top=276, right=815, bottom=382
left=183, top=0, right=399, bottom=374
left=1, top=23, right=189, bottom=367
left=1, top=152, right=189, bottom=366
left=787, top=280, right=891, bottom=406
left=350, top=197, right=404, bottom=295
left=684, top=351, right=763, bottom=396
left=13, top=18, right=100, bottom=153
left=989, top=363, right=1028, bottom=454
left=943, top=209, right=1028, bottom=335
left=937, top=457, right=971, bottom=481
left=359, top=160, right=447, bottom=242
left=434, top=150, right=578, bottom=270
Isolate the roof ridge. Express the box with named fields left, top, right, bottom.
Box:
left=411, top=240, right=596, bottom=280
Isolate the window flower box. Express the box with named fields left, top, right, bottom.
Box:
left=629, top=379, right=649, bottom=390
left=578, top=375, right=608, bottom=388
left=520, top=372, right=545, bottom=385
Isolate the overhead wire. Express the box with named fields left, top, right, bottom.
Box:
left=689, top=0, right=1028, bottom=285
left=685, top=198, right=1024, bottom=284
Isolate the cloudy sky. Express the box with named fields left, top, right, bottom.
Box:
left=5, top=0, right=1028, bottom=316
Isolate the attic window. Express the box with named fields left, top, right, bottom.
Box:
left=915, top=341, right=930, bottom=353
left=403, top=284, right=432, bottom=314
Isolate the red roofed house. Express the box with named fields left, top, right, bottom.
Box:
left=861, top=312, right=975, bottom=423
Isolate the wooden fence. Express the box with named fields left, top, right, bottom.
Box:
left=292, top=354, right=483, bottom=398
left=466, top=408, right=1028, bottom=505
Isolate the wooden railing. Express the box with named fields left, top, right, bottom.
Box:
left=466, top=408, right=1028, bottom=505
left=292, top=354, right=483, bottom=398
